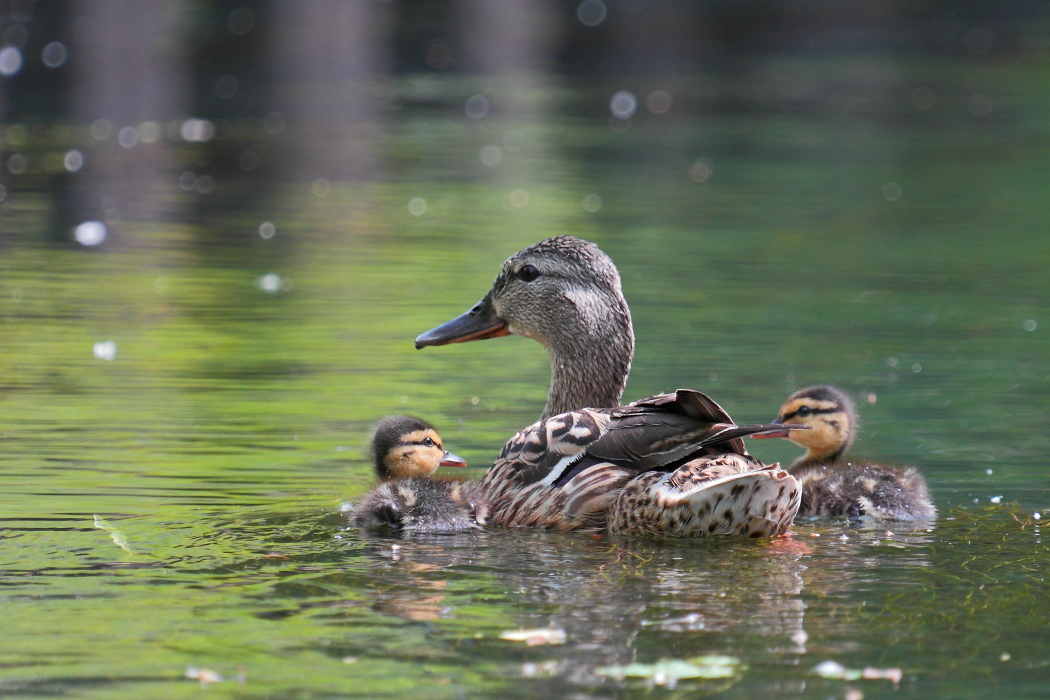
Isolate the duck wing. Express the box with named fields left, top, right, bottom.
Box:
left=478, top=389, right=797, bottom=533
left=609, top=455, right=800, bottom=537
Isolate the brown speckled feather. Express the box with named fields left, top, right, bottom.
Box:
left=477, top=389, right=801, bottom=534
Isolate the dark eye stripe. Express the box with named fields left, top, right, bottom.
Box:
left=782, top=407, right=837, bottom=421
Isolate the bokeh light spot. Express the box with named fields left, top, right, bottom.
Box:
left=480, top=144, right=503, bottom=166
left=0, top=47, right=23, bottom=76
left=582, top=194, right=602, bottom=212
left=91, top=119, right=111, bottom=140
left=312, top=178, right=330, bottom=197
left=1023, top=319, right=1037, bottom=332
left=117, top=126, right=139, bottom=149
left=408, top=197, right=427, bottom=216
left=228, top=7, right=256, bottom=35
left=646, top=90, right=673, bottom=114
left=509, top=189, right=529, bottom=208
left=911, top=86, right=936, bottom=111
left=465, top=94, right=489, bottom=119
left=64, top=150, right=84, bottom=172
left=610, top=90, right=637, bottom=119
left=258, top=274, right=282, bottom=294
left=74, top=221, right=107, bottom=246
left=688, top=160, right=712, bottom=183
left=181, top=119, right=215, bottom=142
left=7, top=154, right=27, bottom=174
left=93, top=341, right=117, bottom=362
left=42, top=41, right=68, bottom=68
left=577, top=0, right=607, bottom=27
left=259, top=221, right=277, bottom=239
left=881, top=182, right=902, bottom=201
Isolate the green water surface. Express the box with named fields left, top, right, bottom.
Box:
left=1, top=56, right=1049, bottom=698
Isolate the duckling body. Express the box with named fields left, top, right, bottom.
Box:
left=753, top=386, right=935, bottom=521
left=416, top=236, right=803, bottom=537
left=350, top=416, right=481, bottom=533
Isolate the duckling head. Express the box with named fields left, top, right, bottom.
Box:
left=753, top=385, right=856, bottom=464
left=370, top=415, right=467, bottom=481
left=415, top=236, right=634, bottom=419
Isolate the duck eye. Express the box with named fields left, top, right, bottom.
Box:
left=421, top=437, right=435, bottom=447
left=796, top=406, right=811, bottom=418
left=517, top=265, right=540, bottom=282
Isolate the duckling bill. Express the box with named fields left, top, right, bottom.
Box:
left=350, top=416, right=481, bottom=533
left=753, top=385, right=935, bottom=521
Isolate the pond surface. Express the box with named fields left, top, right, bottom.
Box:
left=2, top=47, right=1050, bottom=700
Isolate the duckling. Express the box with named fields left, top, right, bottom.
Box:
left=752, top=385, right=935, bottom=520
left=350, top=415, right=481, bottom=533
left=415, top=236, right=804, bottom=537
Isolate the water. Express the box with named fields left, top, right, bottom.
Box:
left=3, top=10, right=1050, bottom=698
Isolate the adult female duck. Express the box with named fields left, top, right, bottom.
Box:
left=415, top=236, right=803, bottom=537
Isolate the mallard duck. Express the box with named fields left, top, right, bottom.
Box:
left=415, top=236, right=805, bottom=537
left=751, top=385, right=935, bottom=520
left=350, top=415, right=481, bottom=533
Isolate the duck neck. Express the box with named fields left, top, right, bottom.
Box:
left=792, top=444, right=848, bottom=470
left=539, top=299, right=634, bottom=420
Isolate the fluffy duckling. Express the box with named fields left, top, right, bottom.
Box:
left=753, top=385, right=935, bottom=520
left=350, top=416, right=481, bottom=533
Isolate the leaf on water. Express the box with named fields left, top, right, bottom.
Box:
left=93, top=514, right=135, bottom=555
left=597, top=655, right=744, bottom=683
left=498, top=628, right=567, bottom=645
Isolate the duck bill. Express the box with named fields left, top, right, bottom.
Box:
left=415, top=293, right=509, bottom=349
left=750, top=419, right=807, bottom=440
left=440, top=450, right=467, bottom=467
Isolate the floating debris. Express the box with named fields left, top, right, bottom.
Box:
left=93, top=514, right=134, bottom=554
left=185, top=666, right=246, bottom=686
left=499, top=628, right=566, bottom=646
left=597, top=655, right=744, bottom=687
left=813, top=660, right=902, bottom=684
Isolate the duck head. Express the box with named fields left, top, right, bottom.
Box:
left=415, top=236, right=634, bottom=420
left=371, top=415, right=466, bottom=481
left=752, top=385, right=856, bottom=464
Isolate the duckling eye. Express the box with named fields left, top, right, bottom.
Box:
left=796, top=406, right=812, bottom=418
left=421, top=437, right=436, bottom=447
left=517, top=265, right=540, bottom=282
